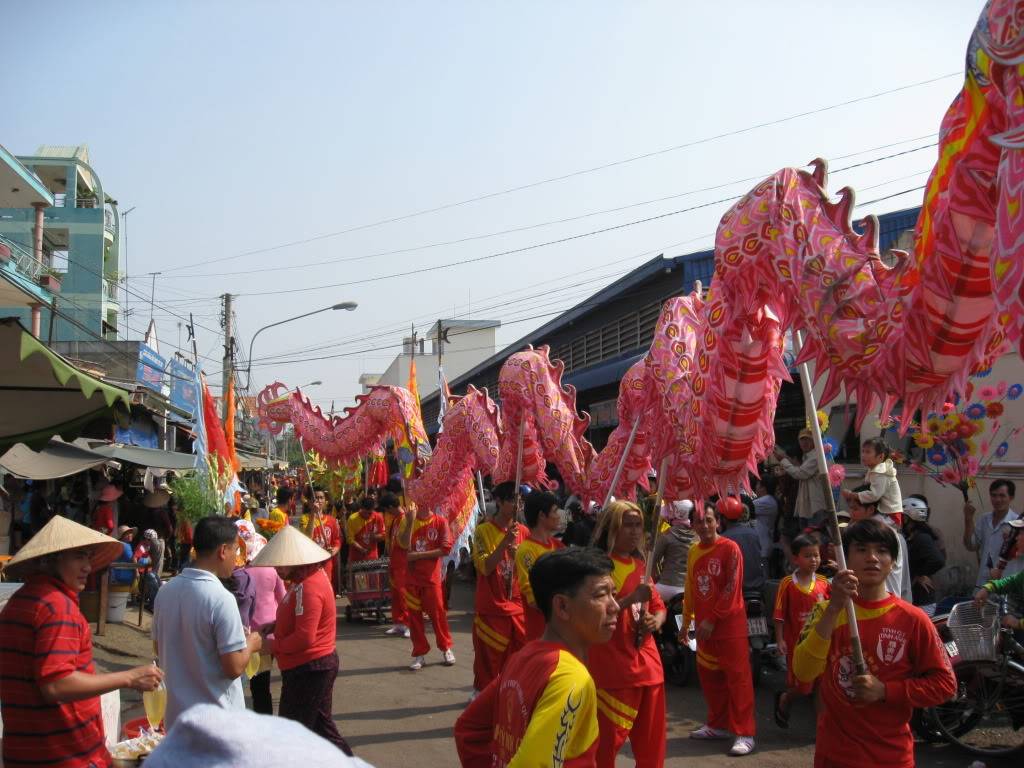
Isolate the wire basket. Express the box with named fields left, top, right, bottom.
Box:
left=947, top=601, right=999, bottom=662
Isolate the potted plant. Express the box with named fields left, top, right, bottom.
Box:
left=39, top=267, right=62, bottom=294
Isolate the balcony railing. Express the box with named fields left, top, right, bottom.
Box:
left=0, top=233, right=43, bottom=283
left=104, top=278, right=119, bottom=303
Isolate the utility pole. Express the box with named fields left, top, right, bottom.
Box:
left=148, top=271, right=162, bottom=324
left=221, top=293, right=233, bottom=419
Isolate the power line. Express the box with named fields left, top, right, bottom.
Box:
left=163, top=141, right=937, bottom=280
left=160, top=74, right=956, bottom=275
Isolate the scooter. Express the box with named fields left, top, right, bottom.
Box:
left=744, top=588, right=772, bottom=688
left=656, top=592, right=695, bottom=686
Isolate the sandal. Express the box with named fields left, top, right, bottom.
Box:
left=773, top=690, right=790, bottom=729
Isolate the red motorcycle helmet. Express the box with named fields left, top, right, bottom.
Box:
left=717, top=495, right=744, bottom=521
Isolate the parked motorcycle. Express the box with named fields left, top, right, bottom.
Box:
left=744, top=588, right=772, bottom=688
left=656, top=592, right=694, bottom=686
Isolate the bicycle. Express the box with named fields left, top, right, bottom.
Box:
left=930, top=598, right=1024, bottom=757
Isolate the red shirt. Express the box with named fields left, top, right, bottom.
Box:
left=406, top=514, right=451, bottom=586
left=312, top=515, right=341, bottom=586
left=471, top=520, right=528, bottom=616
left=272, top=568, right=337, bottom=671
left=773, top=572, right=829, bottom=660
left=683, top=535, right=747, bottom=640
left=346, top=511, right=385, bottom=562
left=794, top=595, right=956, bottom=768
left=92, top=502, right=114, bottom=534
left=455, top=640, right=599, bottom=767
left=387, top=514, right=408, bottom=576
left=587, top=554, right=665, bottom=689
left=0, top=576, right=111, bottom=768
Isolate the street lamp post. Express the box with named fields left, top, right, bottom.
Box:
left=243, top=302, right=357, bottom=389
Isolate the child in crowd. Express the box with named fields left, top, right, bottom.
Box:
left=515, top=491, right=564, bottom=642
left=841, top=438, right=902, bottom=520
left=793, top=518, right=956, bottom=768
left=772, top=532, right=829, bottom=728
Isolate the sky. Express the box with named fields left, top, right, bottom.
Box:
left=2, top=1, right=984, bottom=411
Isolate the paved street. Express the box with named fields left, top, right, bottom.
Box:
left=95, top=580, right=1012, bottom=767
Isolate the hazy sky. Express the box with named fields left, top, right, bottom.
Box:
left=3, top=1, right=982, bottom=410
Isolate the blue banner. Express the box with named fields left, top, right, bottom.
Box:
left=136, top=344, right=166, bottom=393
left=169, top=359, right=198, bottom=416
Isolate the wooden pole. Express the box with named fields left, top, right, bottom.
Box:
left=602, top=415, right=642, bottom=509
left=635, top=455, right=670, bottom=647
left=793, top=329, right=867, bottom=674
left=508, top=418, right=527, bottom=600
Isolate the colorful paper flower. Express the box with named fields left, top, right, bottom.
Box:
left=940, top=467, right=960, bottom=484
left=926, top=446, right=948, bottom=465
left=1008, top=383, right=1023, bottom=400
left=996, top=441, right=1010, bottom=458
left=979, top=386, right=998, bottom=400
left=998, top=381, right=1009, bottom=396
left=976, top=367, right=992, bottom=378
left=964, top=402, right=987, bottom=420
left=913, top=433, right=936, bottom=449
left=941, top=402, right=955, bottom=413
left=987, top=402, right=1005, bottom=418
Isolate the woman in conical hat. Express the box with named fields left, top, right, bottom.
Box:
left=0, top=516, right=164, bottom=767
left=252, top=526, right=353, bottom=755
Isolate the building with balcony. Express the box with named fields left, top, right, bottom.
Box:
left=0, top=144, right=56, bottom=337
left=0, top=144, right=120, bottom=342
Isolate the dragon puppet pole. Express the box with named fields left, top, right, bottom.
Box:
left=602, top=414, right=643, bottom=510
left=635, top=455, right=670, bottom=648
left=793, top=329, right=867, bottom=674
left=508, top=418, right=527, bottom=601
left=475, top=470, right=487, bottom=516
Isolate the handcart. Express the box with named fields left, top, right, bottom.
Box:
left=344, top=556, right=391, bottom=624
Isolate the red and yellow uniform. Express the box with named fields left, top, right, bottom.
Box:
left=683, top=536, right=754, bottom=737
left=388, top=513, right=408, bottom=626
left=311, top=514, right=341, bottom=592
left=345, top=511, right=385, bottom=563
left=470, top=520, right=528, bottom=691
left=587, top=554, right=666, bottom=768
left=773, top=573, right=829, bottom=693
left=514, top=535, right=564, bottom=642
left=793, top=594, right=956, bottom=768
left=405, top=513, right=453, bottom=656
left=454, top=640, right=599, bottom=768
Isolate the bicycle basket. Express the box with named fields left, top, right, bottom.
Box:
left=946, top=601, right=999, bottom=662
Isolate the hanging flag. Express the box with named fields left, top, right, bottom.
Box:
left=202, top=377, right=231, bottom=476
left=192, top=368, right=208, bottom=472
left=224, top=378, right=241, bottom=474
left=396, top=356, right=424, bottom=478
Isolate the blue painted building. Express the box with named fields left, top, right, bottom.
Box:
left=0, top=145, right=120, bottom=341
left=420, top=205, right=922, bottom=449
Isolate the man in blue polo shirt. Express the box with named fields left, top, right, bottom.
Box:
left=153, top=516, right=262, bottom=727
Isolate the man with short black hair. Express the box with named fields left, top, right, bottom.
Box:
left=379, top=492, right=410, bottom=637
left=469, top=480, right=527, bottom=694
left=455, top=548, right=619, bottom=767
left=153, top=516, right=262, bottom=728
left=515, top=491, right=565, bottom=641
left=963, top=479, right=1020, bottom=586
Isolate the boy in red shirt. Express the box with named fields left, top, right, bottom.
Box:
left=308, top=488, right=341, bottom=594
left=470, top=481, right=528, bottom=695
left=379, top=492, right=410, bottom=637
left=399, top=503, right=455, bottom=670
left=680, top=500, right=756, bottom=756
left=793, top=518, right=956, bottom=768
left=455, top=547, right=620, bottom=767
left=588, top=500, right=666, bottom=768
left=345, top=497, right=385, bottom=564
left=772, top=532, right=829, bottom=727
left=515, top=490, right=565, bottom=642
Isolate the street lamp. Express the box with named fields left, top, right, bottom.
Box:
left=244, top=302, right=357, bottom=388
left=296, top=380, right=322, bottom=389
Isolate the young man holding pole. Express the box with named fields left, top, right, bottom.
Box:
left=379, top=492, right=409, bottom=637
left=680, top=500, right=756, bottom=757
left=469, top=481, right=528, bottom=696
left=793, top=518, right=956, bottom=768
left=515, top=490, right=565, bottom=642
left=400, top=502, right=455, bottom=671
left=454, top=547, right=619, bottom=767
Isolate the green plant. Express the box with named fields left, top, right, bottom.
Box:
left=169, top=470, right=221, bottom=523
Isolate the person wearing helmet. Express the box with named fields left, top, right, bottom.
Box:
left=902, top=495, right=946, bottom=606
left=718, top=495, right=766, bottom=595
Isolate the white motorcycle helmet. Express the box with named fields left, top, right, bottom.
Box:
left=902, top=496, right=929, bottom=522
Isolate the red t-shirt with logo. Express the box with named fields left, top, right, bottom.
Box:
left=587, top=554, right=665, bottom=689
left=346, top=511, right=384, bottom=563
left=472, top=520, right=528, bottom=616
left=682, top=535, right=747, bottom=640
left=406, top=514, right=451, bottom=586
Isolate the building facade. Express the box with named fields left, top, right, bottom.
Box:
left=0, top=145, right=120, bottom=342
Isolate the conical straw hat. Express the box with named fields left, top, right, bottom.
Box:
left=3, top=516, right=124, bottom=579
left=249, top=524, right=329, bottom=568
